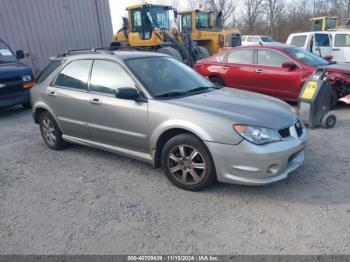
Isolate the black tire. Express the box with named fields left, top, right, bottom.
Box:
left=22, top=103, right=31, bottom=109
left=161, top=134, right=216, bottom=191
left=157, top=47, right=183, bottom=62
left=39, top=111, right=66, bottom=150
left=198, top=46, right=211, bottom=59
left=321, top=113, right=336, bottom=129
left=210, top=76, right=225, bottom=87
left=330, top=90, right=338, bottom=110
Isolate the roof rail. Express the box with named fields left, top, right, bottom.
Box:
left=57, top=47, right=115, bottom=57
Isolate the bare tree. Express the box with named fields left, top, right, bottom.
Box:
left=243, top=0, right=264, bottom=34
left=263, top=0, right=285, bottom=37
left=204, top=0, right=240, bottom=27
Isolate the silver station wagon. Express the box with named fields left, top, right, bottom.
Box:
left=31, top=50, right=309, bottom=191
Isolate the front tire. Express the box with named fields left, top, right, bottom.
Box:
left=161, top=134, right=216, bottom=191
left=39, top=111, right=66, bottom=150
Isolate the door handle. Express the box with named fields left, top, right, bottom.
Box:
left=255, top=69, right=264, bottom=74
left=48, top=90, right=57, bottom=97
left=333, top=48, right=340, bottom=51
left=220, top=66, right=229, bottom=70
left=90, top=98, right=102, bottom=105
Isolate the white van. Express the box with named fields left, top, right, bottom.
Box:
left=286, top=32, right=332, bottom=58
left=329, top=31, right=350, bottom=62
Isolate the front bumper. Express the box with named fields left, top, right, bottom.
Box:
left=205, top=130, right=309, bottom=185
left=0, top=90, right=30, bottom=108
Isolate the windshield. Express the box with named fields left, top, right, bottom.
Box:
left=146, top=7, right=170, bottom=30
left=261, top=36, right=274, bottom=42
left=326, top=17, right=337, bottom=30
left=0, top=40, right=17, bottom=64
left=285, top=47, right=329, bottom=66
left=126, top=57, right=216, bottom=98
left=196, top=12, right=211, bottom=29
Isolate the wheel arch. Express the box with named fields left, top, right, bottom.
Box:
left=33, top=103, right=61, bottom=129
left=151, top=123, right=213, bottom=168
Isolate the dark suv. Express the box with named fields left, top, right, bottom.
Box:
left=0, top=39, right=35, bottom=109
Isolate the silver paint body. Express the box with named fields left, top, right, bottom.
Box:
left=31, top=51, right=309, bottom=185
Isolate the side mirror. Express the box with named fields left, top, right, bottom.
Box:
left=282, top=62, right=297, bottom=70
left=323, top=55, right=333, bottom=61
left=115, top=87, right=146, bottom=102
left=16, top=50, right=25, bottom=59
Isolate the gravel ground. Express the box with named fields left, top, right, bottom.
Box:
left=0, top=105, right=349, bottom=255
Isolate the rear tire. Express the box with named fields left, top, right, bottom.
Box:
left=161, top=134, right=216, bottom=191
left=198, top=46, right=211, bottom=59
left=39, top=111, right=66, bottom=150
left=157, top=47, right=183, bottom=62
left=210, top=76, right=225, bottom=87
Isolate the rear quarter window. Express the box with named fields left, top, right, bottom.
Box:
left=290, top=35, right=307, bottom=47
left=36, top=61, right=62, bottom=83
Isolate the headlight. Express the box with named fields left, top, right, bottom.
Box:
left=22, top=75, right=32, bottom=82
left=233, top=124, right=281, bottom=145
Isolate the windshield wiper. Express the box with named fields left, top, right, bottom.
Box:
left=155, top=86, right=217, bottom=99
left=155, top=91, right=187, bottom=98
left=185, top=86, right=221, bottom=95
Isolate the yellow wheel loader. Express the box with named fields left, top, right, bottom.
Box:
left=178, top=9, right=241, bottom=56
left=111, top=4, right=210, bottom=67
left=311, top=16, right=339, bottom=31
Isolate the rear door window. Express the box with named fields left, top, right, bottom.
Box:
left=315, top=34, right=330, bottom=46
left=334, top=34, right=350, bottom=47
left=257, top=49, right=292, bottom=67
left=290, top=35, right=307, bottom=47
left=37, top=61, right=62, bottom=83
left=227, top=49, right=254, bottom=64
left=90, top=60, right=136, bottom=95
left=55, top=60, right=92, bottom=90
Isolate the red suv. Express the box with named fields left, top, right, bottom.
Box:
left=194, top=44, right=350, bottom=107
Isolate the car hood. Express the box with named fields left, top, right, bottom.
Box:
left=168, top=88, right=297, bottom=130
left=0, top=61, right=32, bottom=80
left=323, top=62, right=350, bottom=73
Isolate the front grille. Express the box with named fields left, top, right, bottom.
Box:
left=0, top=77, right=23, bottom=95
left=294, top=120, right=303, bottom=137
left=278, top=127, right=290, bottom=138
left=279, top=120, right=304, bottom=139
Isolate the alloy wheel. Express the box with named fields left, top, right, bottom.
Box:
left=41, top=117, right=56, bottom=146
left=167, top=144, right=207, bottom=185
